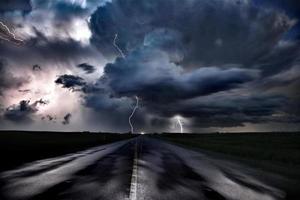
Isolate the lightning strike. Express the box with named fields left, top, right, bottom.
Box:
left=113, top=33, right=136, bottom=134
left=113, top=33, right=125, bottom=58
left=129, top=96, right=139, bottom=134
left=176, top=116, right=183, bottom=134
left=0, top=21, right=24, bottom=45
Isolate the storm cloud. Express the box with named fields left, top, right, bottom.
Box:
left=4, top=99, right=48, bottom=123
left=0, top=0, right=31, bottom=13
left=82, top=0, right=300, bottom=131
left=0, top=0, right=299, bottom=132
left=103, top=47, right=259, bottom=102
left=55, top=74, right=86, bottom=90
left=77, top=63, right=96, bottom=74
left=90, top=0, right=295, bottom=70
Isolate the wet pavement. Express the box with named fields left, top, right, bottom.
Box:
left=0, top=137, right=289, bottom=200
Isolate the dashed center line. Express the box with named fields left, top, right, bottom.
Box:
left=128, top=139, right=139, bottom=200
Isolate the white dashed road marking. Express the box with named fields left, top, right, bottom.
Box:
left=128, top=139, right=139, bottom=200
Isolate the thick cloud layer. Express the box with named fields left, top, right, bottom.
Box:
left=254, top=0, right=300, bottom=39
left=170, top=94, right=290, bottom=127
left=84, top=0, right=300, bottom=131
left=90, top=0, right=295, bottom=69
left=0, top=0, right=31, bottom=13
left=0, top=0, right=299, bottom=132
left=104, top=47, right=259, bottom=102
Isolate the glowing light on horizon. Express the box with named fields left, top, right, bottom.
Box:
left=175, top=115, right=183, bottom=133
left=129, top=96, right=139, bottom=133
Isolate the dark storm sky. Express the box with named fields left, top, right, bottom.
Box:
left=0, top=0, right=299, bottom=133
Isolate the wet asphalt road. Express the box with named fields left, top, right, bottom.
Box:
left=0, top=137, right=288, bottom=200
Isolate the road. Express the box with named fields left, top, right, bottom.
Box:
left=0, top=137, right=289, bottom=200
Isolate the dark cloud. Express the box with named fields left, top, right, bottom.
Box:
left=23, top=31, right=96, bottom=62
left=4, top=99, right=48, bottom=123
left=83, top=93, right=143, bottom=132
left=261, top=64, right=300, bottom=89
left=41, top=114, right=57, bottom=123
left=0, top=28, right=100, bottom=65
left=253, top=0, right=300, bottom=16
left=1, top=0, right=299, bottom=132
left=46, top=115, right=54, bottom=121
left=257, top=41, right=300, bottom=76
left=31, top=0, right=108, bottom=19
left=138, top=93, right=297, bottom=129
left=55, top=74, right=86, bottom=90
left=28, top=0, right=87, bottom=22
left=90, top=0, right=295, bottom=71
left=104, top=47, right=259, bottom=103
left=55, top=74, right=102, bottom=93
left=62, top=113, right=72, bottom=125
left=0, top=0, right=31, bottom=13
left=77, top=63, right=96, bottom=74
left=173, top=94, right=289, bottom=127
left=51, top=2, right=88, bottom=20
left=79, top=0, right=300, bottom=130
left=32, top=64, right=42, bottom=71
left=253, top=0, right=300, bottom=39
left=84, top=91, right=129, bottom=111
left=0, top=59, right=29, bottom=94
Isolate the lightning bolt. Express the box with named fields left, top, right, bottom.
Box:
left=113, top=33, right=137, bottom=133
left=129, top=96, right=139, bottom=133
left=113, top=33, right=125, bottom=58
left=0, top=21, right=24, bottom=45
left=176, top=116, right=183, bottom=134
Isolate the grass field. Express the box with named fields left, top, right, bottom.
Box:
left=0, top=131, right=135, bottom=172
left=155, top=132, right=300, bottom=180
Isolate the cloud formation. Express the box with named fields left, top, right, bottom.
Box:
left=104, top=47, right=259, bottom=102
left=0, top=0, right=299, bottom=132
left=83, top=0, right=300, bottom=131
left=90, top=0, right=295, bottom=70
left=4, top=99, right=48, bottom=123
left=55, top=74, right=86, bottom=90
left=77, top=63, right=96, bottom=74
left=0, top=0, right=31, bottom=13
left=62, top=113, right=72, bottom=125
left=0, top=59, right=29, bottom=94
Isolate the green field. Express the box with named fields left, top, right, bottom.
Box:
left=156, top=132, right=300, bottom=180
left=0, top=131, right=135, bottom=172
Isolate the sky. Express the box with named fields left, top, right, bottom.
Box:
left=0, top=0, right=299, bottom=133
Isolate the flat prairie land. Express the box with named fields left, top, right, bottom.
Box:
left=156, top=132, right=300, bottom=180
left=0, top=131, right=135, bottom=172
